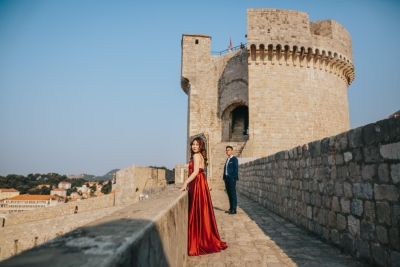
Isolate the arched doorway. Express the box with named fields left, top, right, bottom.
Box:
left=221, top=105, right=249, bottom=142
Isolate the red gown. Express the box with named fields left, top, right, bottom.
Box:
left=187, top=161, right=228, bottom=256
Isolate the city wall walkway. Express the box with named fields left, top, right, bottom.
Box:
left=189, top=190, right=370, bottom=267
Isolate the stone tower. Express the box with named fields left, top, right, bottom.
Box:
left=180, top=9, right=355, bottom=189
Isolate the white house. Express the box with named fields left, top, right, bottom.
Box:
left=58, top=181, right=71, bottom=189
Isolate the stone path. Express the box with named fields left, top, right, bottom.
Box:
left=188, top=190, right=371, bottom=267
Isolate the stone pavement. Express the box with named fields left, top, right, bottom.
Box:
left=188, top=190, right=371, bottom=267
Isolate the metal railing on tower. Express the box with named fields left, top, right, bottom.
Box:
left=211, top=43, right=247, bottom=56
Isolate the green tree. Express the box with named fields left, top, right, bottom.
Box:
left=40, top=186, right=50, bottom=195
left=148, top=166, right=167, bottom=170
left=101, top=181, right=112, bottom=194
left=0, top=173, right=93, bottom=196
left=28, top=188, right=40, bottom=195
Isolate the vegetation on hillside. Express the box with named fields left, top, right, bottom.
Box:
left=0, top=170, right=116, bottom=196
left=147, top=166, right=168, bottom=170
left=101, top=181, right=112, bottom=194
left=93, top=168, right=120, bottom=181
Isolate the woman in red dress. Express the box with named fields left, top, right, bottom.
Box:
left=179, top=137, right=228, bottom=256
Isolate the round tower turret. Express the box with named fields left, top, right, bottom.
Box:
left=180, top=8, right=355, bottom=189
left=241, top=9, right=355, bottom=157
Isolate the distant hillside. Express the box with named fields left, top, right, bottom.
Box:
left=94, top=169, right=120, bottom=181
left=68, top=169, right=120, bottom=181
left=82, top=174, right=96, bottom=180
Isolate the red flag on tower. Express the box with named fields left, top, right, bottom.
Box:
left=229, top=38, right=232, bottom=50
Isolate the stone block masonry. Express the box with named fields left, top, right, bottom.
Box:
left=181, top=8, right=355, bottom=191
left=4, top=194, right=115, bottom=227
left=115, top=165, right=168, bottom=206
left=175, top=164, right=189, bottom=184
left=0, top=164, right=172, bottom=261
left=0, top=187, right=188, bottom=267
left=0, top=204, right=124, bottom=261
left=237, top=115, right=400, bottom=266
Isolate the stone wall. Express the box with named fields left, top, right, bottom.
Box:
left=4, top=194, right=115, bottom=227
left=115, top=165, right=168, bottom=206
left=238, top=116, right=400, bottom=266
left=0, top=194, right=116, bottom=261
left=3, top=164, right=169, bottom=228
left=247, top=9, right=353, bottom=61
left=1, top=187, right=188, bottom=267
left=243, top=8, right=354, bottom=159
left=175, top=164, right=188, bottom=184
left=0, top=163, right=171, bottom=262
left=0, top=205, right=124, bottom=261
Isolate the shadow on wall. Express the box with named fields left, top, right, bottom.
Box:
left=0, top=218, right=172, bottom=267
left=217, top=50, right=249, bottom=143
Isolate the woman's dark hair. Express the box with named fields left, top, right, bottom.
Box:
left=190, top=137, right=208, bottom=166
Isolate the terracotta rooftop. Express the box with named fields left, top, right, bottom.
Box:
left=6, top=195, right=57, bottom=201
left=36, top=184, right=50, bottom=188
left=0, top=188, right=19, bottom=192
left=59, top=181, right=71, bottom=184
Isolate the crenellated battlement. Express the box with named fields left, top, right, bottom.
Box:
left=247, top=10, right=353, bottom=58
left=246, top=9, right=355, bottom=85
left=247, top=44, right=355, bottom=85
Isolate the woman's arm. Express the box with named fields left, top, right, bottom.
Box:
left=179, top=153, right=201, bottom=192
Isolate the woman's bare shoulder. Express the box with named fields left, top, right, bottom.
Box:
left=193, top=153, right=201, bottom=159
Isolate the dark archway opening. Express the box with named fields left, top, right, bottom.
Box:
left=221, top=105, right=249, bottom=142
left=231, top=106, right=249, bottom=141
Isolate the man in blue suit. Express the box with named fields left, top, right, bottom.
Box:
left=223, top=146, right=238, bottom=215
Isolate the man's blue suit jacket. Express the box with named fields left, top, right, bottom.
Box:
left=223, top=156, right=239, bottom=180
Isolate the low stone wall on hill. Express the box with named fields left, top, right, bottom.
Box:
left=0, top=205, right=124, bottom=261
left=238, top=116, right=400, bottom=267
left=115, top=165, right=169, bottom=206
left=4, top=194, right=115, bottom=227
left=1, top=187, right=188, bottom=267
left=0, top=164, right=172, bottom=262
left=175, top=164, right=189, bottom=184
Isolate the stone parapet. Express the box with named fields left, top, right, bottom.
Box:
left=0, top=187, right=188, bottom=267
left=175, top=163, right=189, bottom=184
left=0, top=163, right=174, bottom=262
left=237, top=116, right=400, bottom=266
left=0, top=204, right=124, bottom=261
left=116, top=165, right=168, bottom=206
left=247, top=9, right=354, bottom=64
left=4, top=194, right=114, bottom=227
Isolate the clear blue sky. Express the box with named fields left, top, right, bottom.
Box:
left=0, top=0, right=399, bottom=176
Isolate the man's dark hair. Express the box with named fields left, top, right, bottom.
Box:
left=226, top=146, right=233, bottom=150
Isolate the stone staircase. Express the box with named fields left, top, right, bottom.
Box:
left=209, top=142, right=247, bottom=189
